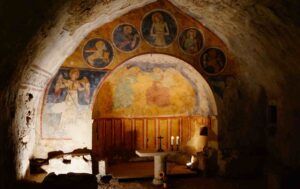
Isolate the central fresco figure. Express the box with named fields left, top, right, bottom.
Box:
left=142, top=10, right=177, bottom=47
left=150, top=12, right=170, bottom=46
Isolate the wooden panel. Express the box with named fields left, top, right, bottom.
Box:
left=191, top=118, right=197, bottom=138
left=114, top=119, right=122, bottom=148
left=135, top=119, right=144, bottom=150
left=95, top=119, right=106, bottom=158
left=92, top=116, right=210, bottom=161
left=146, top=119, right=156, bottom=150
left=159, top=119, right=168, bottom=151
left=123, top=119, right=133, bottom=151
left=106, top=120, right=113, bottom=147
left=92, top=120, right=98, bottom=156
left=181, top=117, right=190, bottom=146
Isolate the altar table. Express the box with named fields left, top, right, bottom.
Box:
left=135, top=150, right=174, bottom=185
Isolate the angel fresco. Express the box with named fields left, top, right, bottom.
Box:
left=42, top=68, right=106, bottom=139
left=83, top=38, right=113, bottom=68
left=54, top=68, right=90, bottom=106
left=41, top=68, right=91, bottom=137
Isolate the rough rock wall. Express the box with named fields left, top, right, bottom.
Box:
left=0, top=0, right=70, bottom=187
left=170, top=0, right=300, bottom=172
left=1, top=0, right=155, bottom=182
left=0, top=0, right=299, bottom=186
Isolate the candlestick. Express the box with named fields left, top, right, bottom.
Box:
left=157, top=136, right=164, bottom=152
left=176, top=136, right=179, bottom=145
left=171, top=136, right=174, bottom=145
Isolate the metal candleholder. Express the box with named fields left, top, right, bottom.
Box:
left=157, top=136, right=164, bottom=152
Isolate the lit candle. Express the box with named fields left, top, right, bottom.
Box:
left=176, top=136, right=179, bottom=145
left=171, top=136, right=174, bottom=145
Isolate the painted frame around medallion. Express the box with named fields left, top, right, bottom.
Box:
left=82, top=38, right=114, bottom=69
left=141, top=9, right=178, bottom=48
left=178, top=27, right=204, bottom=55
left=112, top=23, right=141, bottom=53
left=200, top=47, right=227, bottom=75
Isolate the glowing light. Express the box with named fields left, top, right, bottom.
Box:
left=41, top=156, right=92, bottom=175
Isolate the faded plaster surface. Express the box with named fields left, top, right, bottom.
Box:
left=93, top=54, right=217, bottom=118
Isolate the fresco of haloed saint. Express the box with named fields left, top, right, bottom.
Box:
left=83, top=38, right=114, bottom=68
left=113, top=24, right=140, bottom=52
left=200, top=48, right=226, bottom=75
left=42, top=68, right=106, bottom=138
left=141, top=10, right=177, bottom=47
left=179, top=28, right=204, bottom=54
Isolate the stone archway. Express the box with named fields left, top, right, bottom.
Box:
left=13, top=0, right=232, bottom=179
left=92, top=54, right=218, bottom=163
left=9, top=0, right=299, bottom=181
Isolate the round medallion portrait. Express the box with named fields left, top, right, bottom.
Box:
left=83, top=38, right=114, bottom=68
left=141, top=10, right=177, bottom=48
left=179, top=28, right=204, bottom=54
left=200, top=48, right=226, bottom=75
left=113, top=24, right=140, bottom=52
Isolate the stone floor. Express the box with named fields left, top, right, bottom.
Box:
left=107, top=161, right=196, bottom=179
left=16, top=176, right=265, bottom=189
left=26, top=161, right=196, bottom=182
left=20, top=161, right=265, bottom=189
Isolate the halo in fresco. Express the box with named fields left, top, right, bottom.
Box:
left=113, top=24, right=140, bottom=52
left=42, top=68, right=106, bottom=139
left=200, top=48, right=226, bottom=75
left=179, top=28, right=204, bottom=54
left=83, top=38, right=114, bottom=68
left=141, top=10, right=177, bottom=47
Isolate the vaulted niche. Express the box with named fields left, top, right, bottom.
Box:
left=34, top=0, right=235, bottom=176
left=92, top=54, right=217, bottom=162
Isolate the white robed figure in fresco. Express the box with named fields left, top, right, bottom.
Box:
left=46, top=69, right=91, bottom=136
left=54, top=69, right=90, bottom=107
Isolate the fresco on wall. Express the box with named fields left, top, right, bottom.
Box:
left=113, top=24, right=140, bottom=52
left=83, top=38, right=114, bottom=68
left=200, top=48, right=226, bottom=75
left=96, top=63, right=198, bottom=117
left=35, top=0, right=233, bottom=159
left=42, top=68, right=106, bottom=138
left=141, top=10, right=177, bottom=47
left=179, top=28, right=203, bottom=54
